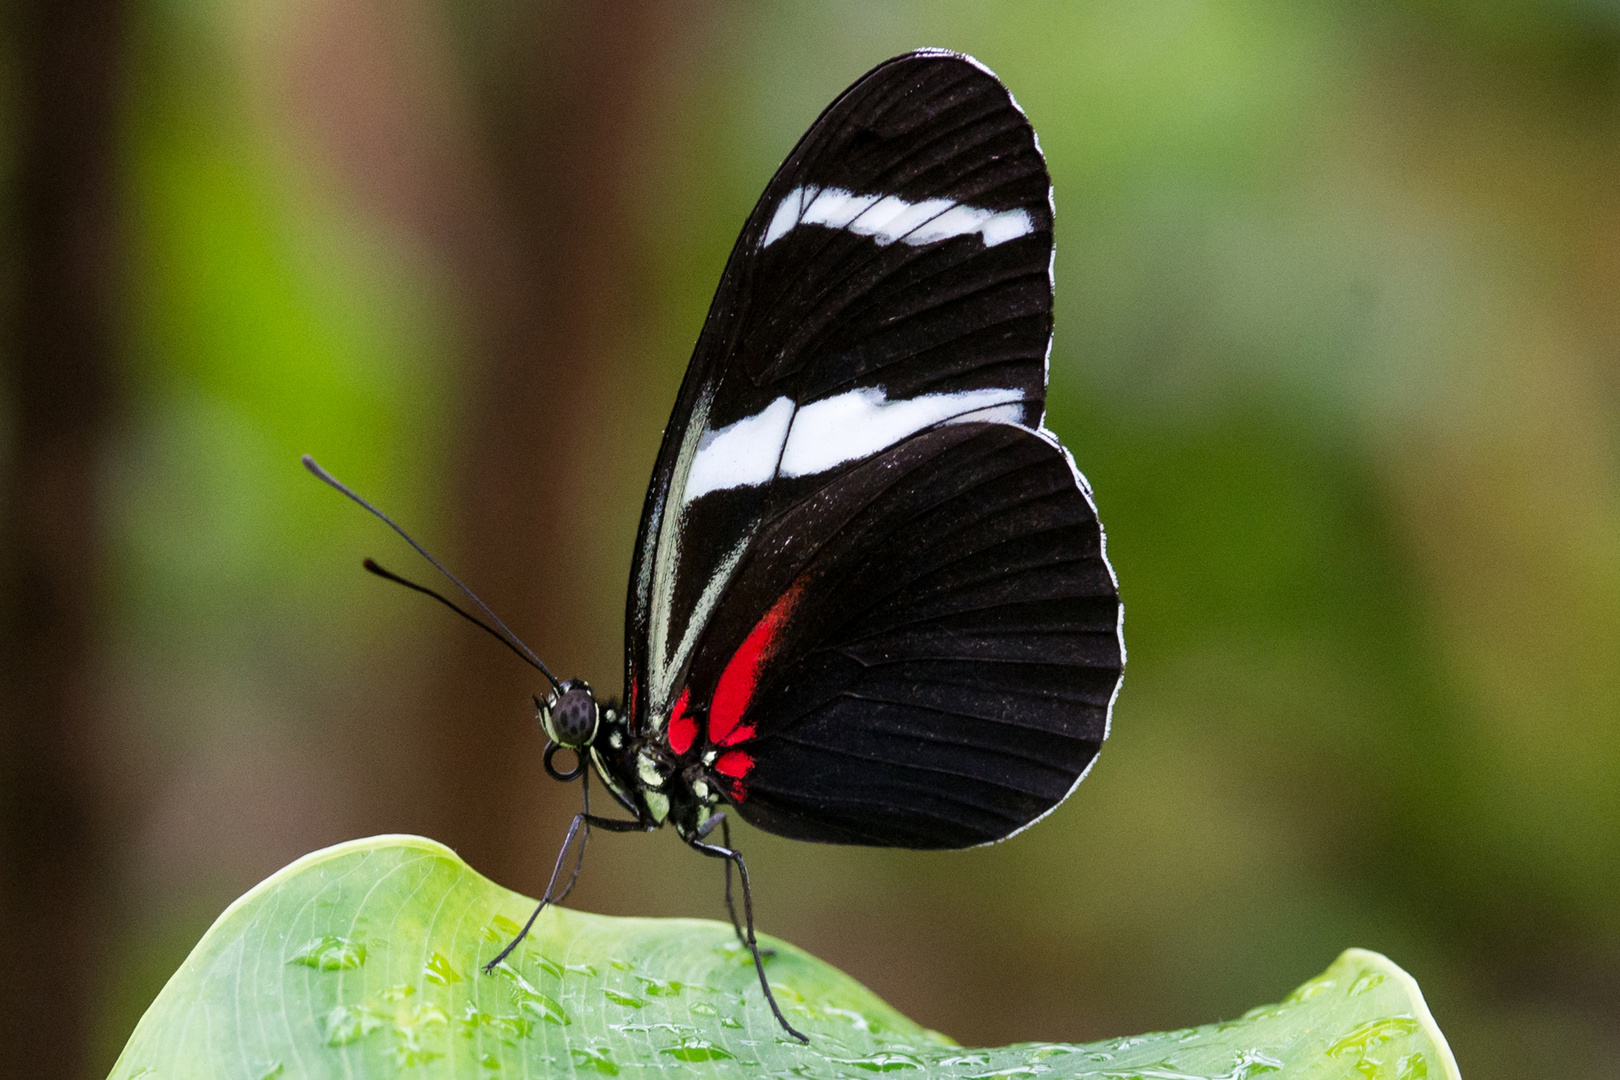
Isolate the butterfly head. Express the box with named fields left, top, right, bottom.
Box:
left=538, top=678, right=599, bottom=748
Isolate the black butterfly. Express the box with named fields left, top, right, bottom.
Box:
left=308, top=48, right=1123, bottom=1043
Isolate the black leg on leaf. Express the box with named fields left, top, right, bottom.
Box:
left=551, top=768, right=595, bottom=906
left=687, top=834, right=808, bottom=1043
left=698, top=812, right=748, bottom=946
left=484, top=810, right=586, bottom=972
left=485, top=773, right=648, bottom=973
left=723, top=818, right=743, bottom=944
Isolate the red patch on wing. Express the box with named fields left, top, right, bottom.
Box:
left=667, top=687, right=696, bottom=756
left=708, top=583, right=803, bottom=747
left=628, top=677, right=641, bottom=729
left=714, top=750, right=754, bottom=779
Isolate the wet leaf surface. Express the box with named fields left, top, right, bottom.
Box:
left=109, top=836, right=1460, bottom=1079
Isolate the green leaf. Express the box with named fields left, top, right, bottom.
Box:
left=108, top=836, right=1460, bottom=1079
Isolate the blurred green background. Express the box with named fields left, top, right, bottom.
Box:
left=2, top=1, right=1617, bottom=1077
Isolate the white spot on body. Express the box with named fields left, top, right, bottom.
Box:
left=762, top=185, right=1034, bottom=250
left=683, top=385, right=1026, bottom=504
left=637, top=750, right=665, bottom=789
left=644, top=790, right=670, bottom=823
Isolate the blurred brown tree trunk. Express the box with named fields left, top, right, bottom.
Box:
left=0, top=1, right=127, bottom=1076
left=281, top=0, right=678, bottom=890
left=424, top=0, right=674, bottom=891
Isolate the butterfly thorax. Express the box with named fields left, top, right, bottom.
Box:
left=538, top=680, right=729, bottom=839
left=616, top=727, right=734, bottom=840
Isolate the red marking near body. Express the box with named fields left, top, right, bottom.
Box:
left=714, top=750, right=754, bottom=779
left=708, top=583, right=803, bottom=747
left=667, top=687, right=696, bottom=756
left=628, top=677, right=640, bottom=729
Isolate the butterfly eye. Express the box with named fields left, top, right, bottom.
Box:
left=540, top=680, right=599, bottom=748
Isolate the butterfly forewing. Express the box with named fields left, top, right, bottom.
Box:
left=625, top=50, right=1122, bottom=847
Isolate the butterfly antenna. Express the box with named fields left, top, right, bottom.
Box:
left=362, top=558, right=557, bottom=686
left=302, top=455, right=561, bottom=692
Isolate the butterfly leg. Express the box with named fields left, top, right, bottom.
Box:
left=551, top=766, right=614, bottom=906
left=686, top=835, right=808, bottom=1043
left=485, top=809, right=647, bottom=973
left=696, top=811, right=748, bottom=946
left=697, top=813, right=778, bottom=957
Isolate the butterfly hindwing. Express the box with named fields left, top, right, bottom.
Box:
left=681, top=421, right=1120, bottom=847
left=624, top=50, right=1121, bottom=847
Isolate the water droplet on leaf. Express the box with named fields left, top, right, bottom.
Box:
left=1328, top=1017, right=1421, bottom=1059
left=322, top=1004, right=387, bottom=1046
left=1347, top=970, right=1387, bottom=997
left=821, top=1006, right=872, bottom=1031
left=424, top=952, right=464, bottom=985
left=638, top=976, right=684, bottom=997
left=489, top=962, right=568, bottom=1022
left=1285, top=976, right=1335, bottom=1002
left=459, top=1005, right=533, bottom=1043
left=661, top=1037, right=735, bottom=1061
left=839, top=1051, right=924, bottom=1071
left=518, top=992, right=570, bottom=1026
left=289, top=935, right=366, bottom=971
left=537, top=954, right=596, bottom=978
left=1396, top=1052, right=1427, bottom=1079
left=571, top=1045, right=621, bottom=1075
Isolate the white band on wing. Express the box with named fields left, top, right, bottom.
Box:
left=762, top=185, right=1035, bottom=249
left=683, top=385, right=1026, bottom=504
left=681, top=396, right=796, bottom=502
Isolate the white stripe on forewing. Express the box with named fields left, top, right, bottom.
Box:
left=944, top=401, right=1026, bottom=427
left=762, top=185, right=1034, bottom=249
left=781, top=386, right=1024, bottom=476
left=682, top=396, right=795, bottom=505
left=798, top=188, right=878, bottom=231
left=683, top=385, right=1026, bottom=504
